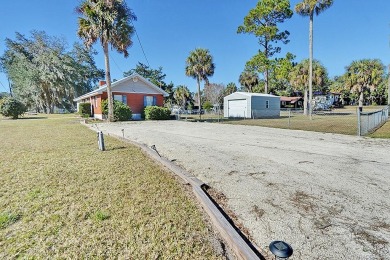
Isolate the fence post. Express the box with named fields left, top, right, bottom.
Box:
left=357, top=107, right=361, bottom=136
left=387, top=65, right=390, bottom=106
left=288, top=109, right=291, bottom=128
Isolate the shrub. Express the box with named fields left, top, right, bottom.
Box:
left=144, top=106, right=171, bottom=120
left=101, top=99, right=132, bottom=121
left=0, top=98, right=27, bottom=119
left=79, top=102, right=92, bottom=117
left=114, top=102, right=133, bottom=121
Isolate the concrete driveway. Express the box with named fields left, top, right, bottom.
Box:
left=95, top=120, right=390, bottom=259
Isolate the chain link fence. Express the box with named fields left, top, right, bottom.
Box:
left=357, top=106, right=389, bottom=136
left=280, top=108, right=359, bottom=135
left=173, top=106, right=389, bottom=136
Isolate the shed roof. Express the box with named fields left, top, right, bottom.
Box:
left=225, top=92, right=280, bottom=99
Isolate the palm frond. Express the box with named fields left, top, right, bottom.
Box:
left=76, top=0, right=136, bottom=54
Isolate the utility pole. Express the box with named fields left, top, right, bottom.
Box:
left=8, top=77, right=13, bottom=97
left=388, top=64, right=390, bottom=105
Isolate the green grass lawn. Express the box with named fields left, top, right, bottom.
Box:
left=223, top=112, right=359, bottom=135
left=369, top=120, right=390, bottom=138
left=0, top=114, right=221, bottom=259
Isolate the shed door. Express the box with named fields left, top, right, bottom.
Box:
left=228, top=99, right=247, bottom=117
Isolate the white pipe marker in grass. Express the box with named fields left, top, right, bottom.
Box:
left=97, top=131, right=105, bottom=151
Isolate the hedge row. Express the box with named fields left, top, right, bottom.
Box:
left=79, top=103, right=91, bottom=117
left=144, top=106, right=171, bottom=120
left=101, top=99, right=133, bottom=121
left=78, top=101, right=172, bottom=121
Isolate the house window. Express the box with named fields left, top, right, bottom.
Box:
left=265, top=100, right=270, bottom=109
left=114, top=95, right=127, bottom=105
left=144, top=96, right=156, bottom=107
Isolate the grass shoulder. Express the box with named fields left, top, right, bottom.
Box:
left=369, top=120, right=390, bottom=138
left=0, top=114, right=222, bottom=259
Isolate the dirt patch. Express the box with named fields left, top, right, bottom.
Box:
left=251, top=205, right=265, bottom=221
left=291, top=191, right=316, bottom=213
left=203, top=186, right=253, bottom=242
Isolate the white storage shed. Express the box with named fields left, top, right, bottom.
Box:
left=224, top=92, right=280, bottom=118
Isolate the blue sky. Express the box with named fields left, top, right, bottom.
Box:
left=1, top=0, right=389, bottom=93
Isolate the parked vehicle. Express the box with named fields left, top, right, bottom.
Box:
left=191, top=109, right=204, bottom=114
left=171, top=105, right=184, bottom=114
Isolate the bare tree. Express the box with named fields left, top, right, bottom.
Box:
left=204, top=83, right=225, bottom=113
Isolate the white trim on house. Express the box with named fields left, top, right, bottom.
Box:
left=94, top=113, right=142, bottom=121
left=94, top=113, right=103, bottom=120
left=132, top=114, right=142, bottom=120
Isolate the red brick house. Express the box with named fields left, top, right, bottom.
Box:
left=74, top=73, right=168, bottom=120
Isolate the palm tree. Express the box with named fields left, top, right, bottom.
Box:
left=174, top=85, right=191, bottom=110
left=225, top=82, right=237, bottom=95
left=344, top=59, right=384, bottom=112
left=77, top=0, right=136, bottom=122
left=185, top=48, right=215, bottom=120
left=295, top=0, right=333, bottom=119
left=239, top=70, right=259, bottom=93
left=289, top=59, right=328, bottom=115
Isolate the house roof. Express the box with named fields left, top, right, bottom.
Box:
left=314, top=91, right=342, bottom=97
left=73, top=73, right=169, bottom=102
left=280, top=96, right=303, bottom=103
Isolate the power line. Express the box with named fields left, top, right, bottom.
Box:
left=0, top=80, right=8, bottom=92
left=109, top=53, right=124, bottom=76
left=108, top=21, right=151, bottom=79
left=130, top=20, right=150, bottom=67
left=130, top=20, right=164, bottom=88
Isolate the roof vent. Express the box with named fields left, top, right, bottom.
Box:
left=132, top=76, right=138, bottom=82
